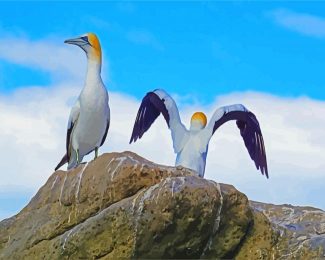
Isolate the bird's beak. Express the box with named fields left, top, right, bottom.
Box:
left=64, top=37, right=87, bottom=46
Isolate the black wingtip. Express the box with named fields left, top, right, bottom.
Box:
left=129, top=91, right=166, bottom=146
left=54, top=154, right=68, bottom=171
left=260, top=167, right=269, bottom=179
left=129, top=137, right=134, bottom=144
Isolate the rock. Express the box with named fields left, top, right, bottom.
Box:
left=0, top=151, right=324, bottom=259
left=246, top=201, right=325, bottom=259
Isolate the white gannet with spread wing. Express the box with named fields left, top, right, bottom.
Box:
left=55, top=33, right=110, bottom=171
left=130, top=89, right=268, bottom=178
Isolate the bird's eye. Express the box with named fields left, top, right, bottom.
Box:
left=80, top=36, right=92, bottom=46
left=81, top=36, right=89, bottom=43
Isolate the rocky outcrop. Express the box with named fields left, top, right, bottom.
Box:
left=241, top=201, right=325, bottom=259
left=0, top=152, right=324, bottom=259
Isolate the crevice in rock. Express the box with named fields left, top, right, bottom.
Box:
left=225, top=217, right=254, bottom=259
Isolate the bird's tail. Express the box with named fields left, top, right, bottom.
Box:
left=55, top=151, right=82, bottom=171
left=67, top=149, right=83, bottom=170
left=55, top=154, right=68, bottom=171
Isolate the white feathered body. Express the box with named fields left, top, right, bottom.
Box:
left=153, top=89, right=211, bottom=177
left=54, top=33, right=111, bottom=171
left=131, top=89, right=268, bottom=179
left=70, top=62, right=109, bottom=166
left=174, top=129, right=210, bottom=177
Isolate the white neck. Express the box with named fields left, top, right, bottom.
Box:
left=85, top=57, right=102, bottom=86
left=190, top=120, right=204, bottom=132
left=87, top=57, right=101, bottom=74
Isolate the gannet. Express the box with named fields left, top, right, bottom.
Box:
left=55, top=33, right=110, bottom=171
left=130, top=89, right=268, bottom=178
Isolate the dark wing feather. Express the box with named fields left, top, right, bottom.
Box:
left=66, top=121, right=74, bottom=161
left=54, top=102, right=80, bottom=171
left=213, top=110, right=268, bottom=178
left=100, top=118, right=110, bottom=147
left=54, top=121, right=74, bottom=171
left=130, top=92, right=170, bottom=143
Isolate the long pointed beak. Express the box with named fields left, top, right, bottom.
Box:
left=64, top=37, right=85, bottom=46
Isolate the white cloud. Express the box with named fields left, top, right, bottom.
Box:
left=1, top=33, right=325, bottom=221
left=0, top=35, right=86, bottom=81
left=270, top=9, right=325, bottom=38
left=1, top=86, right=325, bottom=221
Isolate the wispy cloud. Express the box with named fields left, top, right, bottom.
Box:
left=270, top=9, right=325, bottom=38
left=87, top=16, right=164, bottom=51
left=126, top=30, right=164, bottom=50
left=0, top=35, right=85, bottom=81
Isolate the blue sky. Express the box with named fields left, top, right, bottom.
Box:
left=1, top=2, right=325, bottom=220
left=1, top=1, right=325, bottom=100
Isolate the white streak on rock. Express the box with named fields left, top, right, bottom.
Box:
left=127, top=155, right=140, bottom=164
left=201, top=181, right=224, bottom=257
left=99, top=158, right=123, bottom=210
left=59, top=173, right=67, bottom=206
left=50, top=176, right=59, bottom=190
left=177, top=176, right=186, bottom=188
left=68, top=211, right=72, bottom=224
left=211, top=182, right=223, bottom=234
left=138, top=184, right=160, bottom=214
left=62, top=229, right=73, bottom=251
left=60, top=224, right=84, bottom=254
left=171, top=180, right=175, bottom=198
left=279, top=238, right=309, bottom=259
left=131, top=190, right=144, bottom=214
left=133, top=183, right=160, bottom=255
left=169, top=177, right=186, bottom=199
left=110, top=157, right=127, bottom=181
left=105, top=158, right=115, bottom=171
left=75, top=163, right=88, bottom=203
left=155, top=179, right=168, bottom=204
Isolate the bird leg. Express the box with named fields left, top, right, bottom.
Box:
left=94, top=147, right=98, bottom=159
left=76, top=149, right=80, bottom=164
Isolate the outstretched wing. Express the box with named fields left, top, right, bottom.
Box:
left=206, top=104, right=268, bottom=178
left=129, top=89, right=188, bottom=153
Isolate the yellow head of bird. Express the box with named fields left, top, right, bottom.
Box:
left=64, top=32, right=102, bottom=62
left=190, top=112, right=207, bottom=129
left=87, top=32, right=102, bottom=62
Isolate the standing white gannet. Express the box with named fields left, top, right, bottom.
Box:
left=55, top=33, right=110, bottom=170
left=130, top=89, right=268, bottom=178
